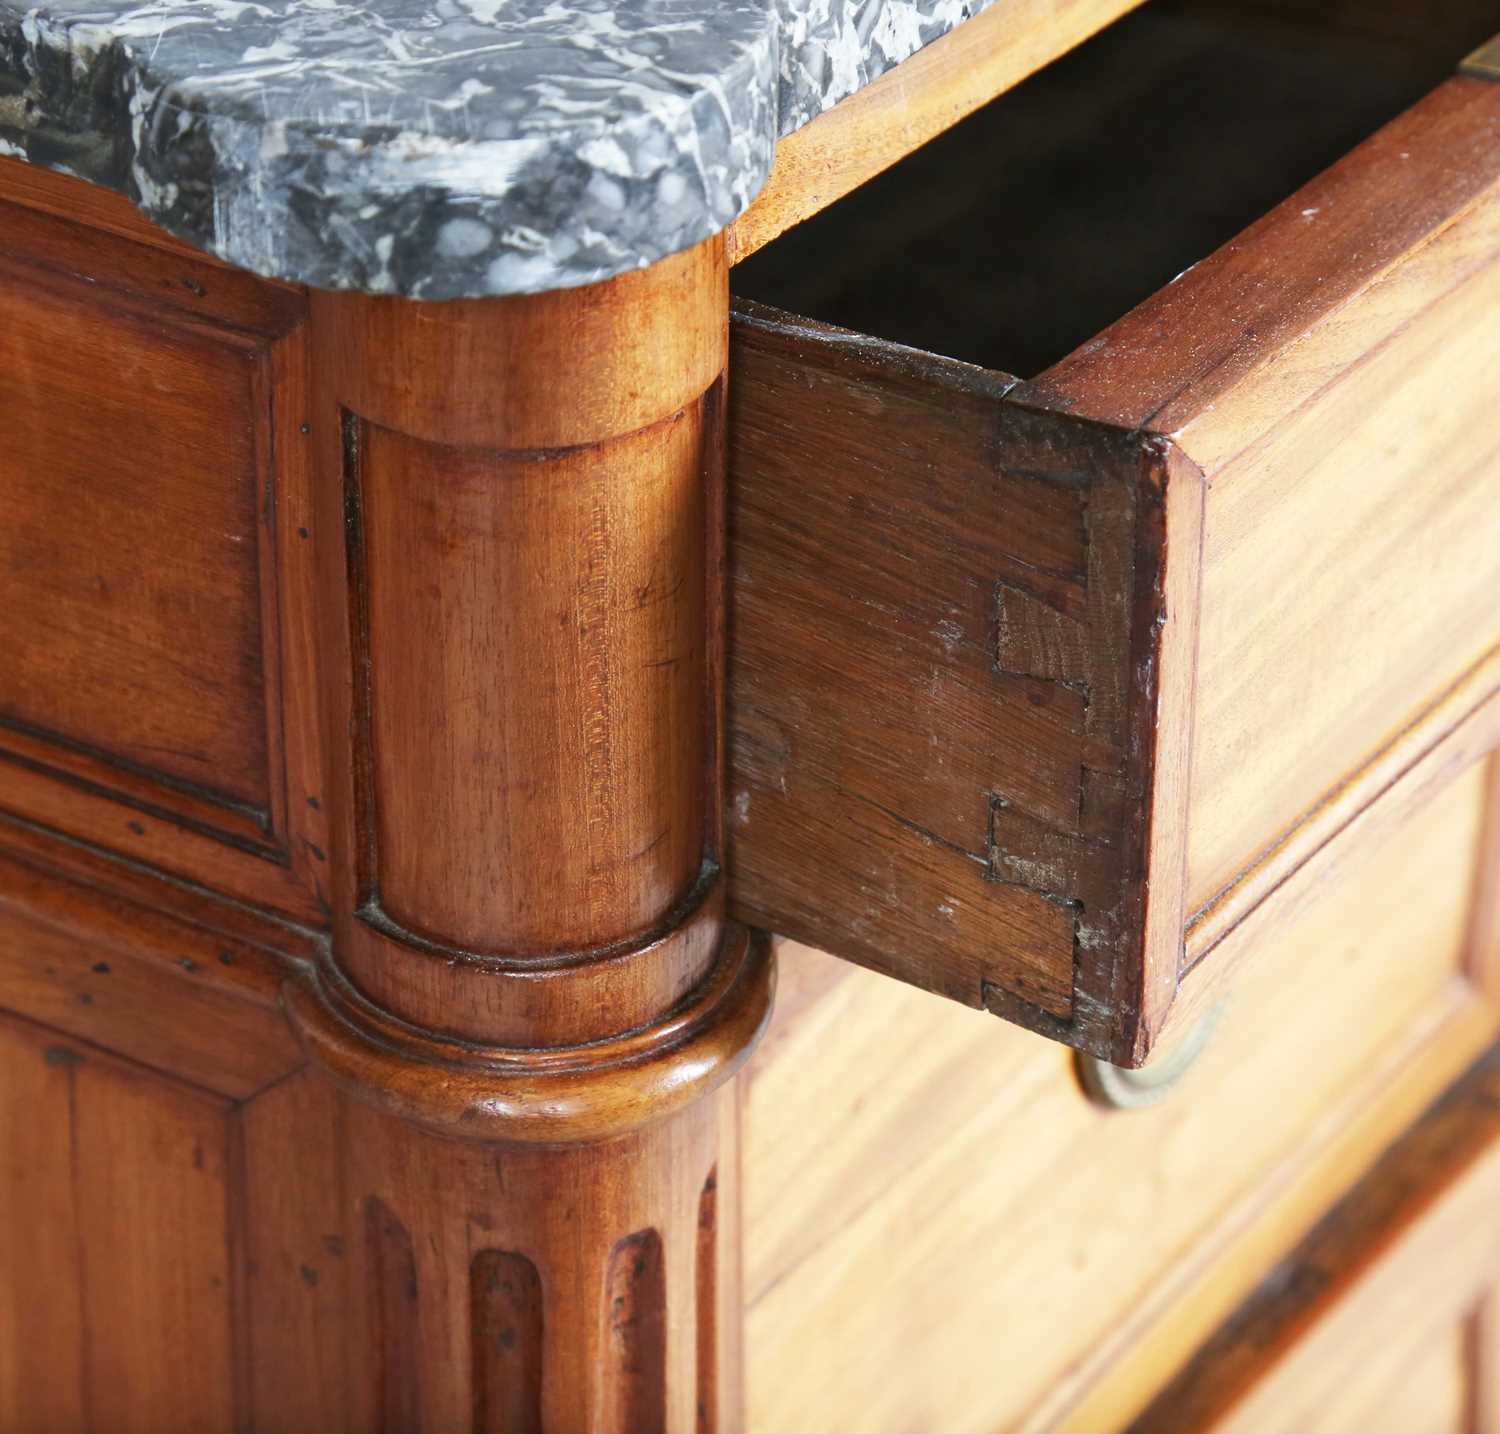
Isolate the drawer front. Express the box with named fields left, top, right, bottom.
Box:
left=0, top=176, right=328, bottom=923
left=726, top=63, right=1500, bottom=1063
left=1132, top=1043, right=1500, bottom=1434
left=1028, top=70, right=1500, bottom=976
left=743, top=757, right=1500, bottom=1434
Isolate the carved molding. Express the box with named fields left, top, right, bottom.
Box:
left=283, top=925, right=772, bottom=1145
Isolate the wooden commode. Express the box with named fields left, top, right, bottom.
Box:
left=1, top=0, right=1499, bottom=1428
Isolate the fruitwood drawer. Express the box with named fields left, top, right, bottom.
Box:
left=743, top=756, right=1500, bottom=1434
left=724, top=7, right=1500, bottom=1065
left=1131, top=1039, right=1500, bottom=1434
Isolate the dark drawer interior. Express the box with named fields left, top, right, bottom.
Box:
left=732, top=0, right=1498, bottom=378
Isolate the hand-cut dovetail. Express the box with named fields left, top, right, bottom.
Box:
left=470, top=1250, right=542, bottom=1434
left=603, top=1229, right=666, bottom=1434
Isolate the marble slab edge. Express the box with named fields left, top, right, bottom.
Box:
left=0, top=0, right=995, bottom=298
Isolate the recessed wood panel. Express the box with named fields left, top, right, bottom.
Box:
left=0, top=1012, right=236, bottom=1434
left=0, top=169, right=330, bottom=924
left=0, top=267, right=270, bottom=816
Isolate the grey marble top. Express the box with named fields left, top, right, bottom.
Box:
left=0, top=0, right=992, bottom=297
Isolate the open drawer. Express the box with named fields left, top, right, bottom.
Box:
left=722, top=1, right=1500, bottom=1065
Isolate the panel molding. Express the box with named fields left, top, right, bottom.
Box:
left=0, top=177, right=331, bottom=926
left=0, top=712, right=278, bottom=854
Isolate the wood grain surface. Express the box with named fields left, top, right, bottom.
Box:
left=1130, top=1038, right=1500, bottom=1433
left=1029, top=75, right=1500, bottom=936
left=0, top=1014, right=237, bottom=1434
left=0, top=175, right=328, bottom=926
left=0, top=168, right=766, bottom=1426
left=743, top=756, right=1500, bottom=1434
left=2, top=7, right=1500, bottom=1427
left=725, top=301, right=1199, bottom=1062
left=726, top=50, right=1500, bottom=1058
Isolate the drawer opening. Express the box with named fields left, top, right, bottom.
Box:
left=731, top=0, right=1498, bottom=379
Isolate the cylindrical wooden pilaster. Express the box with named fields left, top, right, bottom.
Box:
left=284, top=236, right=771, bottom=1431
left=326, top=1078, right=743, bottom=1433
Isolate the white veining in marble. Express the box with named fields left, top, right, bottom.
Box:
left=0, top=0, right=992, bottom=296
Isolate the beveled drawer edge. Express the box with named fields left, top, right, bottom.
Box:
left=1158, top=647, right=1500, bottom=1053
left=726, top=72, right=1500, bottom=1066
left=1126, top=1038, right=1500, bottom=1433
left=1185, top=643, right=1500, bottom=965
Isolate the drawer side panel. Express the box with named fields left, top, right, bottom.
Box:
left=726, top=302, right=1197, bottom=1060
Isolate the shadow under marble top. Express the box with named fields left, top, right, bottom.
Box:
left=0, top=0, right=994, bottom=298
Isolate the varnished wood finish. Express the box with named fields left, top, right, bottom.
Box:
left=0, top=842, right=302, bottom=1098
left=283, top=919, right=770, bottom=1144
left=232, top=1071, right=741, bottom=1432
left=0, top=178, right=327, bottom=924
left=723, top=0, right=1148, bottom=264
left=4, top=7, right=1500, bottom=1428
left=1029, top=75, right=1500, bottom=942
left=744, top=756, right=1500, bottom=1434
left=725, top=62, right=1500, bottom=1062
left=0, top=159, right=766, bottom=1427
left=357, top=417, right=706, bottom=956
left=1158, top=650, right=1500, bottom=1054
left=0, top=1014, right=238, bottom=1434
left=295, top=242, right=772, bottom=1124
left=0, top=1000, right=748, bottom=1431
left=304, top=246, right=738, bottom=1051
left=1131, top=1039, right=1500, bottom=1433
left=725, top=302, right=1197, bottom=1061
left=283, top=238, right=766, bottom=1425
